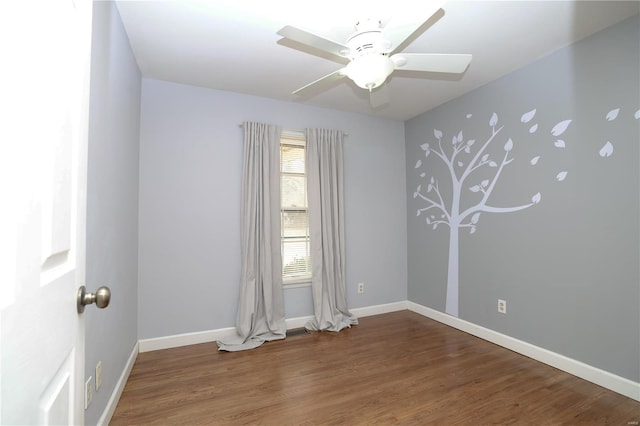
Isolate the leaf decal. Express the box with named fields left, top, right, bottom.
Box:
left=466, top=114, right=473, bottom=119
left=420, top=143, right=430, bottom=151
left=551, top=119, right=572, bottom=136
left=554, top=140, right=565, bottom=148
left=556, top=171, right=568, bottom=182
left=481, top=154, right=489, bottom=162
left=529, top=124, right=538, bottom=133
left=471, top=212, right=481, bottom=224
left=489, top=112, right=498, bottom=127
left=416, top=210, right=421, bottom=216
left=426, top=217, right=431, bottom=224
left=481, top=179, right=489, bottom=187
left=457, top=161, right=464, bottom=167
left=416, top=184, right=422, bottom=193
left=530, top=156, right=540, bottom=166
left=521, top=109, right=536, bottom=123
left=427, top=184, right=433, bottom=192
left=489, top=161, right=497, bottom=167
left=433, top=223, right=438, bottom=230
left=434, top=129, right=443, bottom=139
left=606, top=108, right=620, bottom=121
left=413, top=192, right=418, bottom=199
left=470, top=226, right=477, bottom=235
left=430, top=176, right=435, bottom=184
left=457, top=131, right=463, bottom=143
left=504, top=138, right=513, bottom=152
left=469, top=185, right=481, bottom=193
left=531, top=192, right=541, bottom=204
left=599, top=141, right=613, bottom=158
left=420, top=172, right=426, bottom=178
left=635, top=109, right=640, bottom=120
left=415, top=160, right=422, bottom=168
left=464, top=147, right=471, bottom=154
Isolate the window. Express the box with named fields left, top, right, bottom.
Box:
left=280, top=131, right=311, bottom=284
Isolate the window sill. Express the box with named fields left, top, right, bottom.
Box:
left=283, top=280, right=311, bottom=289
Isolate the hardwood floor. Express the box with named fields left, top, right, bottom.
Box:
left=110, top=311, right=639, bottom=425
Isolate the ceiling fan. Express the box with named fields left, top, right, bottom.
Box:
left=276, top=1, right=471, bottom=107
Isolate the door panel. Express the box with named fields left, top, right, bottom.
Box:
left=0, top=0, right=93, bottom=424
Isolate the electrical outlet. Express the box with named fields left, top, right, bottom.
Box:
left=85, top=376, right=93, bottom=409
left=357, top=283, right=365, bottom=294
left=498, top=299, right=507, bottom=314
left=95, top=361, right=102, bottom=391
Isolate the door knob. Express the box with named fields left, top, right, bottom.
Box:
left=77, top=286, right=111, bottom=313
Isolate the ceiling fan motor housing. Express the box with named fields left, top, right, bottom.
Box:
left=345, top=18, right=394, bottom=90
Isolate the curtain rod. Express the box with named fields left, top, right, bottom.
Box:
left=238, top=123, right=348, bottom=136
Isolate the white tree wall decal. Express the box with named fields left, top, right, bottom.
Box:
left=413, top=111, right=572, bottom=317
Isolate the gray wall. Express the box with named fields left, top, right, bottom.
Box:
left=405, top=16, right=639, bottom=381
left=85, top=2, right=141, bottom=424
left=138, top=80, right=407, bottom=339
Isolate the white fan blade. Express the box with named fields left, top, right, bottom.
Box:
left=369, top=84, right=389, bottom=108
left=383, top=0, right=448, bottom=52
left=292, top=68, right=347, bottom=97
left=391, top=53, right=472, bottom=73
left=278, top=25, right=349, bottom=58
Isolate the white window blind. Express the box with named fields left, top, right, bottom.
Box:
left=280, top=132, right=311, bottom=283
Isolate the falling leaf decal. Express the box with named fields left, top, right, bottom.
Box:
left=606, top=108, right=620, bottom=121
left=554, top=140, right=565, bottom=148
left=416, top=210, right=421, bottom=217
left=466, top=114, right=473, bottom=118
left=531, top=192, right=541, bottom=204
left=415, top=160, right=422, bottom=168
left=467, top=139, right=476, bottom=147
left=434, top=129, right=443, bottom=139
left=426, top=217, right=431, bottom=224
left=433, top=223, right=438, bottom=230
left=457, top=131, right=463, bottom=142
left=416, top=184, right=422, bottom=193
left=413, top=192, right=418, bottom=199
left=469, top=185, right=481, bottom=193
left=420, top=143, right=430, bottom=151
left=471, top=212, right=481, bottom=224
left=556, top=171, right=568, bottom=182
left=420, top=172, right=426, bottom=178
left=504, top=138, right=513, bottom=152
left=530, top=156, right=540, bottom=166
left=470, top=226, right=477, bottom=234
left=489, top=112, right=498, bottom=127
left=457, top=161, right=464, bottom=167
left=551, top=119, right=572, bottom=136
left=635, top=110, right=640, bottom=120
left=521, top=109, right=536, bottom=123
left=599, top=141, right=613, bottom=157
left=529, top=124, right=538, bottom=133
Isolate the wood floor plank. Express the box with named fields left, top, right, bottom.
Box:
left=110, top=311, right=639, bottom=425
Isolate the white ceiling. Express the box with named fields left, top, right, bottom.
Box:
left=115, top=0, right=639, bottom=121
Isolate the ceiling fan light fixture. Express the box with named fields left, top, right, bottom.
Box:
left=345, top=55, right=394, bottom=91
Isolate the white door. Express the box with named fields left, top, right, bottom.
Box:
left=1, top=0, right=93, bottom=424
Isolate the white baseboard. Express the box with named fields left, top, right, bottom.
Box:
left=139, top=326, right=237, bottom=353
left=139, top=301, right=408, bottom=353
left=97, top=341, right=139, bottom=426
left=406, top=301, right=640, bottom=402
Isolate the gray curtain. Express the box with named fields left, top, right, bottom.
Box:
left=217, top=122, right=286, bottom=351
left=305, top=128, right=358, bottom=331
